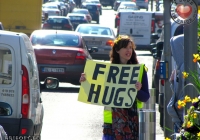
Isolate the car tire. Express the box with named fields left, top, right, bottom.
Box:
left=97, top=19, right=99, bottom=24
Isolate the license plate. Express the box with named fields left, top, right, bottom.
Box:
left=52, top=26, right=62, bottom=29
left=86, top=41, right=102, bottom=45
left=98, top=48, right=104, bottom=51
left=42, top=67, right=64, bottom=73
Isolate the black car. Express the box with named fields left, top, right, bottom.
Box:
left=67, top=13, right=89, bottom=30
left=42, top=16, right=74, bottom=31
left=81, top=3, right=100, bottom=24
left=100, top=0, right=115, bottom=9
left=81, top=0, right=102, bottom=15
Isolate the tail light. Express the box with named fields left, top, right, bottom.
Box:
left=145, top=0, right=148, bottom=2
left=21, top=128, right=27, bottom=135
left=76, top=49, right=86, bottom=60
left=161, top=79, right=165, bottom=86
left=151, top=20, right=155, bottom=33
left=43, top=23, right=50, bottom=28
left=64, top=24, right=72, bottom=29
left=21, top=65, right=30, bottom=119
left=106, top=40, right=114, bottom=47
left=116, top=13, right=119, bottom=19
left=56, top=11, right=60, bottom=15
left=132, top=0, right=136, bottom=2
left=156, top=59, right=160, bottom=70
left=117, top=19, right=120, bottom=26
left=97, top=4, right=101, bottom=7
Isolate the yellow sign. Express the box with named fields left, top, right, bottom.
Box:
left=78, top=60, right=144, bottom=108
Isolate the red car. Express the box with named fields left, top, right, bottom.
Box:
left=30, top=30, right=94, bottom=85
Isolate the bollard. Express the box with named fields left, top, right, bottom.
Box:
left=142, top=88, right=156, bottom=110
left=139, top=110, right=156, bottom=140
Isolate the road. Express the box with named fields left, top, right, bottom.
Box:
left=41, top=6, right=164, bottom=140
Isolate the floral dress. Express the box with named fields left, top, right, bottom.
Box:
left=102, top=71, right=149, bottom=140
left=112, top=100, right=138, bottom=140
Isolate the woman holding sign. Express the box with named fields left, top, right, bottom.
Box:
left=80, top=35, right=150, bottom=140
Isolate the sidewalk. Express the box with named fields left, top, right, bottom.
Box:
left=155, top=104, right=165, bottom=140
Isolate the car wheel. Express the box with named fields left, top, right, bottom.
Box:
left=97, top=19, right=99, bottom=24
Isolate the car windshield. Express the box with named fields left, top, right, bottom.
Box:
left=31, top=34, right=79, bottom=46
left=43, top=5, right=58, bottom=9
left=69, top=16, right=85, bottom=20
left=47, top=18, right=69, bottom=24
left=77, top=26, right=112, bottom=36
left=72, top=10, right=88, bottom=14
left=85, top=5, right=97, bottom=10
left=85, top=1, right=100, bottom=3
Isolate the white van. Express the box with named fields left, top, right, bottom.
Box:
left=0, top=31, right=58, bottom=138
left=118, top=11, right=155, bottom=50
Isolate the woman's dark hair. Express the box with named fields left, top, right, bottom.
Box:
left=110, top=35, right=138, bottom=64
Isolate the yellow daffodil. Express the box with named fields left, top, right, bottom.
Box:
left=187, top=121, right=193, bottom=128
left=193, top=113, right=197, bottom=119
left=197, top=132, right=200, bottom=137
left=165, top=137, right=171, bottom=140
left=192, top=97, right=199, bottom=103
left=178, top=100, right=186, bottom=108
left=193, top=54, right=200, bottom=62
left=184, top=95, right=191, bottom=102
left=182, top=72, right=189, bottom=78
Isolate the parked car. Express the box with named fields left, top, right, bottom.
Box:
left=115, top=2, right=138, bottom=28
left=81, top=0, right=102, bottom=15
left=42, top=16, right=74, bottom=31
left=30, top=30, right=95, bottom=85
left=75, top=24, right=116, bottom=60
left=42, top=3, right=61, bottom=16
left=53, top=1, right=69, bottom=16
left=71, top=8, right=92, bottom=23
left=0, top=22, right=4, bottom=30
left=99, top=0, right=115, bottom=8
left=67, top=13, right=89, bottom=29
left=113, top=0, right=132, bottom=11
left=133, top=0, right=149, bottom=11
left=80, top=3, right=100, bottom=23
left=0, top=30, right=58, bottom=137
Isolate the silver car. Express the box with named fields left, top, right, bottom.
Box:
left=42, top=3, right=61, bottom=16
left=75, top=24, right=116, bottom=60
left=135, top=0, right=149, bottom=11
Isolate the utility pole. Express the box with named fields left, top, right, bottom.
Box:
left=150, top=0, right=153, bottom=11
left=184, top=0, right=198, bottom=106
left=163, top=0, right=173, bottom=138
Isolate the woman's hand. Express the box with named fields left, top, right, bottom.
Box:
left=79, top=73, right=86, bottom=83
left=135, top=82, right=142, bottom=91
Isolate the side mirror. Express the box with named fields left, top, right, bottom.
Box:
left=88, top=47, right=98, bottom=53
left=0, top=102, right=12, bottom=116
left=40, top=77, right=59, bottom=92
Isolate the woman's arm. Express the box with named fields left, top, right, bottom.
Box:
left=136, top=71, right=150, bottom=102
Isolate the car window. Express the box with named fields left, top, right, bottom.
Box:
left=47, top=18, right=69, bottom=24
left=43, top=5, right=58, bottom=9
left=0, top=46, right=12, bottom=85
left=69, top=16, right=85, bottom=20
left=77, top=26, right=112, bottom=35
left=72, top=10, right=88, bottom=14
left=31, top=34, right=79, bottom=47
left=86, top=5, right=97, bottom=10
